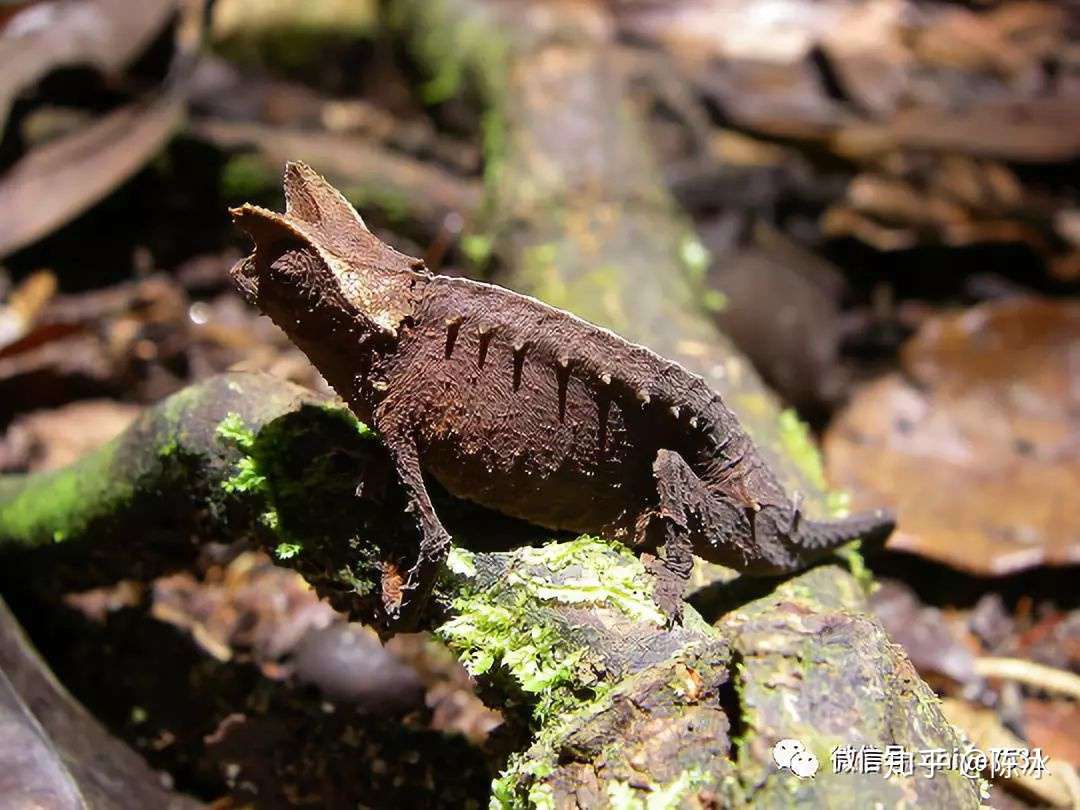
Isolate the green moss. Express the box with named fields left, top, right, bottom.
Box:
left=776, top=409, right=826, bottom=493
left=525, top=782, right=555, bottom=810
left=461, top=233, right=495, bottom=268
left=490, top=768, right=516, bottom=810
left=835, top=543, right=873, bottom=591
left=211, top=2, right=376, bottom=75
left=211, top=408, right=383, bottom=600
left=222, top=456, right=266, bottom=494
left=217, top=413, right=267, bottom=494
left=511, top=537, right=665, bottom=625
left=437, top=536, right=665, bottom=729
left=518, top=242, right=564, bottom=304
left=774, top=409, right=873, bottom=583
left=775, top=408, right=856, bottom=520
left=159, top=383, right=203, bottom=432
left=702, top=288, right=727, bottom=313
left=517, top=247, right=636, bottom=334
left=0, top=383, right=382, bottom=608
left=446, top=546, right=477, bottom=577
left=216, top=406, right=373, bottom=508
left=261, top=508, right=281, bottom=530
left=220, top=405, right=387, bottom=600
left=481, top=106, right=509, bottom=196
left=336, top=565, right=374, bottom=596
left=387, top=0, right=509, bottom=204
left=388, top=0, right=507, bottom=105
left=275, top=541, right=303, bottom=560
left=439, top=593, right=588, bottom=722
left=0, top=438, right=133, bottom=548
left=216, top=411, right=257, bottom=450
left=317, top=402, right=374, bottom=438
left=491, top=753, right=555, bottom=810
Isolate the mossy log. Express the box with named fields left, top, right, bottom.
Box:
left=0, top=372, right=980, bottom=807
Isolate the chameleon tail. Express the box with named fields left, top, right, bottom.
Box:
left=793, top=508, right=895, bottom=551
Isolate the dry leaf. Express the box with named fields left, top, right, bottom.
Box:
left=0, top=399, right=140, bottom=472
left=0, top=89, right=185, bottom=257
left=834, top=99, right=1080, bottom=164
left=0, top=270, right=56, bottom=349
left=869, top=580, right=976, bottom=684
left=0, top=0, right=177, bottom=132
left=825, top=297, right=1080, bottom=574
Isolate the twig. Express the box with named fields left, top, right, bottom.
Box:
left=974, top=656, right=1080, bottom=701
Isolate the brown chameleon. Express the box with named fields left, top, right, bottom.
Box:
left=229, top=163, right=894, bottom=624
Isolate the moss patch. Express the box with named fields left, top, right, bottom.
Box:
left=438, top=539, right=620, bottom=726
left=0, top=439, right=131, bottom=547
left=212, top=405, right=386, bottom=601
left=437, top=536, right=674, bottom=732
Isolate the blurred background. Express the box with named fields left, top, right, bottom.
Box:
left=0, top=0, right=1076, bottom=807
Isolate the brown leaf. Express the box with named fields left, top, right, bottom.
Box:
left=0, top=270, right=55, bottom=349
left=825, top=297, right=1080, bottom=575
left=192, top=118, right=482, bottom=230
left=834, top=98, right=1080, bottom=164
left=615, top=0, right=1079, bottom=154
left=0, top=88, right=185, bottom=258
left=0, top=274, right=193, bottom=417
left=0, top=0, right=177, bottom=132
left=822, top=156, right=1062, bottom=259
left=150, top=551, right=339, bottom=667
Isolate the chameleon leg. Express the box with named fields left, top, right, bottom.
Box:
left=373, top=420, right=452, bottom=625
left=645, top=449, right=703, bottom=624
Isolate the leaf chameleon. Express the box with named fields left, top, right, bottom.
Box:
left=230, top=163, right=894, bottom=625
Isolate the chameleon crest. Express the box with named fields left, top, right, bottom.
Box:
left=230, top=162, right=426, bottom=340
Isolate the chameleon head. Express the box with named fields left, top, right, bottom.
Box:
left=228, top=162, right=429, bottom=349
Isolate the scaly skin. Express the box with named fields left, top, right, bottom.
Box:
left=229, top=163, right=894, bottom=624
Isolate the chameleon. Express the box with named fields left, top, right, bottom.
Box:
left=229, top=162, right=894, bottom=625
